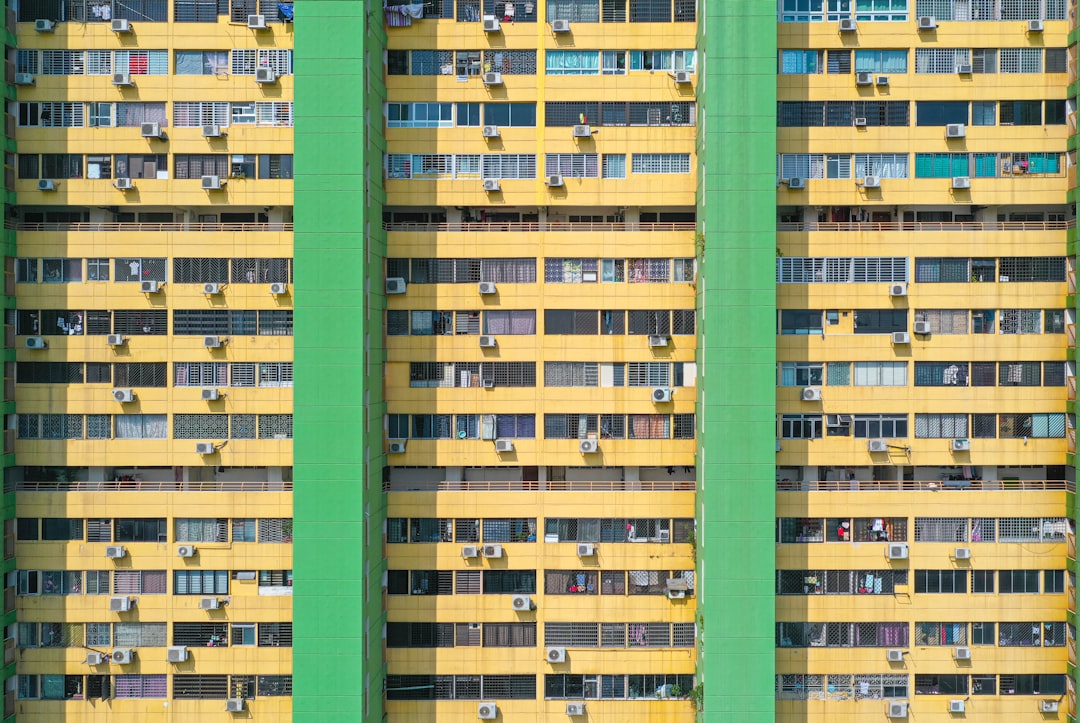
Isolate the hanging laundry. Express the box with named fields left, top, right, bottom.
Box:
left=277, top=3, right=294, bottom=22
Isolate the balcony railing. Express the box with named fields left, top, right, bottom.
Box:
left=385, top=479, right=696, bottom=492
left=8, top=222, right=293, bottom=232
left=777, top=220, right=1075, bottom=232
left=12, top=480, right=292, bottom=493
left=777, top=479, right=1073, bottom=492
left=384, top=222, right=697, bottom=233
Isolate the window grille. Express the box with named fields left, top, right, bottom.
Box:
left=777, top=674, right=825, bottom=700
left=481, top=50, right=536, bottom=75
left=114, top=363, right=166, bottom=387
left=175, top=518, right=228, bottom=543
left=455, top=571, right=481, bottom=594
left=999, top=622, right=1041, bottom=646
left=915, top=48, right=970, bottom=73
left=631, top=153, right=691, bottom=174
left=1000, top=47, right=1042, bottom=73
left=545, top=623, right=600, bottom=647
left=914, top=413, right=969, bottom=438
left=999, top=257, right=1066, bottom=282
left=258, top=518, right=292, bottom=543
left=173, top=675, right=229, bottom=699
left=777, top=257, right=908, bottom=283
left=231, top=49, right=293, bottom=75
left=173, top=258, right=230, bottom=284
left=545, top=154, right=599, bottom=178
left=259, top=414, right=293, bottom=439
left=173, top=102, right=230, bottom=128
left=173, top=623, right=229, bottom=647
left=113, top=673, right=167, bottom=698
left=917, top=309, right=968, bottom=334
left=259, top=623, right=293, bottom=647
left=174, top=362, right=228, bottom=387
left=114, top=570, right=167, bottom=594
left=915, top=518, right=969, bottom=542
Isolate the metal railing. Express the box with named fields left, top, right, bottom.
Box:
left=777, top=220, right=1075, bottom=232
left=12, top=480, right=292, bottom=493
left=777, top=479, right=1073, bottom=492
left=384, top=480, right=696, bottom=492
left=8, top=222, right=293, bottom=232
left=383, top=222, right=697, bottom=233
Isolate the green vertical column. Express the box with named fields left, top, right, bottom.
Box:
left=2, top=4, right=17, bottom=716
left=294, top=2, right=386, bottom=721
left=695, top=2, right=777, bottom=720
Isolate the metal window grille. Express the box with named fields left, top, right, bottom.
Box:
left=999, top=622, right=1041, bottom=646
left=917, top=309, right=968, bottom=334
left=971, top=414, right=997, bottom=438
left=544, top=362, right=599, bottom=387
left=631, top=153, right=691, bottom=174
left=258, top=414, right=292, bottom=439
left=175, top=518, right=228, bottom=543
left=852, top=517, right=908, bottom=542
left=915, top=518, right=969, bottom=542
left=174, top=362, right=227, bottom=387
left=259, top=623, right=292, bottom=647
left=173, top=258, right=230, bottom=284
left=480, top=154, right=537, bottom=179
left=1044, top=622, right=1066, bottom=646
left=544, top=154, right=599, bottom=178
left=600, top=414, right=626, bottom=438
left=777, top=674, right=825, bottom=700
left=40, top=50, right=85, bottom=76
left=229, top=258, right=290, bottom=284
left=673, top=414, right=695, bottom=439
left=173, top=414, right=229, bottom=439
left=914, top=622, right=969, bottom=646
left=1001, top=47, right=1042, bottom=72
left=256, top=675, right=291, bottom=697
left=999, top=257, right=1066, bottom=282
left=113, top=623, right=166, bottom=648
left=915, top=48, right=970, bottom=73
left=229, top=363, right=256, bottom=388
left=455, top=571, right=481, bottom=594
left=173, top=623, right=229, bottom=647
left=482, top=50, right=536, bottom=75
left=113, top=363, right=166, bottom=387
left=627, top=362, right=670, bottom=387
left=257, top=518, right=292, bottom=543
left=231, top=49, right=293, bottom=75
left=545, top=622, right=600, bottom=647
left=173, top=102, right=230, bottom=128
left=114, top=570, right=167, bottom=595
left=173, top=675, right=229, bottom=700
left=914, top=413, right=969, bottom=438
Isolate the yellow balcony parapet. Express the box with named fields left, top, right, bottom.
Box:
left=384, top=221, right=696, bottom=233
left=384, top=479, right=696, bottom=492
left=8, top=221, right=293, bottom=232
left=777, top=479, right=1074, bottom=493
left=777, top=219, right=1075, bottom=232
left=12, top=480, right=292, bottom=493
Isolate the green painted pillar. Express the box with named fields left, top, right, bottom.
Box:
left=695, top=3, right=777, bottom=720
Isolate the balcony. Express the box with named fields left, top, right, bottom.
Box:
left=384, top=479, right=696, bottom=492
left=776, top=479, right=1073, bottom=492
left=8, top=221, right=293, bottom=232
left=384, top=221, right=696, bottom=233
left=10, top=480, right=293, bottom=493
left=777, top=220, right=1074, bottom=232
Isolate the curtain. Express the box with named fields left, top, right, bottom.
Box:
left=545, top=50, right=600, bottom=75
left=546, top=0, right=599, bottom=22
left=482, top=259, right=535, bottom=283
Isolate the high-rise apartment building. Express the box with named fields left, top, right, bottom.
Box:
left=7, top=0, right=1080, bottom=721
left=4, top=0, right=296, bottom=719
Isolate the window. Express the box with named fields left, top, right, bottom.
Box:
left=780, top=50, right=822, bottom=74
left=780, top=310, right=822, bottom=335
left=999, top=622, right=1041, bottom=646
left=113, top=570, right=167, bottom=594
left=853, top=414, right=908, bottom=438
left=915, top=48, right=969, bottom=74
left=916, top=101, right=968, bottom=125
left=484, top=103, right=536, bottom=127
left=781, top=414, right=822, bottom=439
left=546, top=50, right=601, bottom=75
left=855, top=50, right=907, bottom=73
left=914, top=569, right=968, bottom=593
left=971, top=570, right=995, bottom=593
left=174, top=570, right=230, bottom=595
left=853, top=309, right=907, bottom=334
left=175, top=50, right=229, bottom=75
left=915, top=675, right=968, bottom=695
left=915, top=414, right=969, bottom=438
left=175, top=519, right=228, bottom=543
left=999, top=674, right=1066, bottom=696
left=998, top=570, right=1040, bottom=593
left=631, top=154, right=691, bottom=174
left=545, top=154, right=599, bottom=178
left=780, top=362, right=824, bottom=386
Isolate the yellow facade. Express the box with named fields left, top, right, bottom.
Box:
left=9, top=8, right=294, bottom=720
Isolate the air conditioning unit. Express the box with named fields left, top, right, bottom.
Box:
left=112, top=72, right=133, bottom=86
left=482, top=125, right=500, bottom=138
left=85, top=652, right=104, bottom=665
left=892, top=331, right=910, bottom=344
left=201, top=389, right=220, bottom=401
left=854, top=117, right=868, bottom=127
left=1041, top=700, right=1059, bottom=713
left=917, top=15, right=936, bottom=29
left=478, top=281, right=497, bottom=295
left=913, top=321, right=931, bottom=335
left=876, top=76, right=889, bottom=86
left=198, top=282, right=221, bottom=295
left=954, top=547, right=971, bottom=560
left=115, top=177, right=134, bottom=190
left=195, top=442, right=216, bottom=455
left=839, top=17, right=857, bottom=31
left=547, top=174, right=565, bottom=187
left=388, top=441, right=406, bottom=454
left=868, top=439, right=889, bottom=452
left=14, top=73, right=34, bottom=86
left=34, top=18, right=54, bottom=32
left=801, top=387, right=822, bottom=402
left=106, top=544, right=127, bottom=560
left=203, top=336, right=223, bottom=348
left=111, top=18, right=131, bottom=32
left=886, top=649, right=905, bottom=662
left=494, top=439, right=514, bottom=453
left=887, top=701, right=908, bottom=718
left=140, top=280, right=159, bottom=293
left=483, top=72, right=503, bottom=85
left=945, top=123, right=965, bottom=138
left=1028, top=19, right=1044, bottom=32
left=577, top=543, right=594, bottom=556
left=673, top=70, right=692, bottom=84
left=483, top=178, right=501, bottom=191
left=551, top=18, right=570, bottom=32
left=546, top=646, right=567, bottom=663
left=787, top=177, right=805, bottom=189
left=227, top=699, right=246, bottom=712
left=483, top=544, right=503, bottom=558
left=385, top=277, right=407, bottom=294
left=482, top=378, right=495, bottom=389
left=202, top=175, right=224, bottom=190
left=478, top=702, right=498, bottom=720
left=511, top=594, right=532, bottom=610
left=889, top=283, right=907, bottom=297
left=255, top=67, right=277, bottom=83
left=462, top=545, right=479, bottom=558
left=112, top=389, right=134, bottom=403
left=951, top=438, right=970, bottom=451
left=954, top=646, right=971, bottom=659
left=37, top=179, right=55, bottom=191
left=648, top=334, right=669, bottom=347
left=111, top=648, right=135, bottom=664
left=25, top=336, right=46, bottom=349
left=167, top=646, right=189, bottom=663
left=479, top=335, right=497, bottom=348
left=887, top=543, right=909, bottom=560
left=141, top=122, right=162, bottom=138
left=247, top=13, right=267, bottom=28
left=579, top=439, right=598, bottom=454
left=855, top=71, right=873, bottom=85
left=177, top=545, right=196, bottom=558
left=109, top=596, right=132, bottom=612
left=269, top=282, right=287, bottom=295
left=203, top=125, right=224, bottom=138
left=566, top=702, right=586, bottom=716
left=199, top=597, right=220, bottom=610
left=952, top=176, right=970, bottom=189
left=572, top=124, right=592, bottom=137
left=949, top=700, right=965, bottom=713
left=957, top=63, right=973, bottom=74
left=667, top=588, right=686, bottom=599
left=482, top=15, right=500, bottom=31
left=653, top=387, right=673, bottom=403
left=863, top=175, right=881, bottom=188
